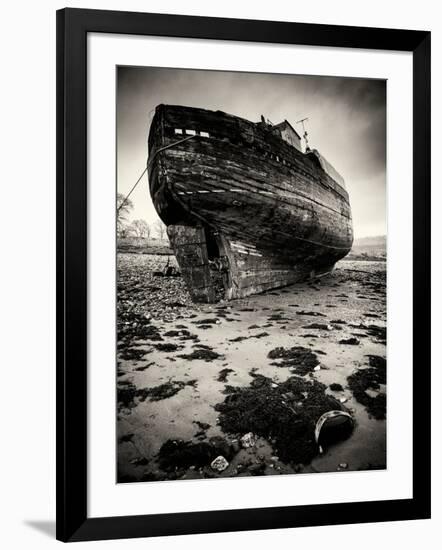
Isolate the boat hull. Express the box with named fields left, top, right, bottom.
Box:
left=148, top=105, right=353, bottom=302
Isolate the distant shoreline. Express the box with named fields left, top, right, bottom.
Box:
left=117, top=236, right=387, bottom=262
left=116, top=248, right=387, bottom=262
left=116, top=233, right=387, bottom=257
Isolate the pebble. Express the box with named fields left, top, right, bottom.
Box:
left=210, top=456, right=229, bottom=472
left=240, top=432, right=257, bottom=448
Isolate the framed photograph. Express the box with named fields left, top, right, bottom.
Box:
left=56, top=8, right=431, bottom=542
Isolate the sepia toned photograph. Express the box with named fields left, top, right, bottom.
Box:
left=116, top=66, right=387, bottom=483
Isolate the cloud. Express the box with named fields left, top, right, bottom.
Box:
left=117, top=67, right=386, bottom=238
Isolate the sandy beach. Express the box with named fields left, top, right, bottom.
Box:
left=117, top=253, right=386, bottom=482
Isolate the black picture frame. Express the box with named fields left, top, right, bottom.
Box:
left=56, top=7, right=431, bottom=542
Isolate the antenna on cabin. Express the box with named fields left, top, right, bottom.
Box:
left=296, top=117, right=310, bottom=151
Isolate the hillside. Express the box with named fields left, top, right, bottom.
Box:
left=348, top=235, right=386, bottom=260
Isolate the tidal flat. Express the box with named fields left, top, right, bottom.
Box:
left=117, top=253, right=386, bottom=483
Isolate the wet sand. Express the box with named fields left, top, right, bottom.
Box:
left=117, top=254, right=386, bottom=482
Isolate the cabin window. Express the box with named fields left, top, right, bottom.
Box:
left=186, top=129, right=196, bottom=135
left=174, top=128, right=183, bottom=134
left=200, top=131, right=209, bottom=138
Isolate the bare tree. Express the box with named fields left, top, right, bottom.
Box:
left=129, top=219, right=150, bottom=240
left=118, top=225, right=129, bottom=239
left=117, top=193, right=133, bottom=237
left=154, top=219, right=167, bottom=241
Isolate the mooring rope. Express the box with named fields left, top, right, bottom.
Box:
left=147, top=134, right=199, bottom=168
left=117, top=134, right=199, bottom=212
left=117, top=167, right=148, bottom=213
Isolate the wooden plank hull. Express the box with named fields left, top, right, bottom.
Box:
left=148, top=105, right=353, bottom=302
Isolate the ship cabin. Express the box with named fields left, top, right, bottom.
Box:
left=257, top=115, right=346, bottom=191
left=271, top=120, right=303, bottom=152
left=258, top=115, right=303, bottom=152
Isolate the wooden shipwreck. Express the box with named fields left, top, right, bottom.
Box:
left=147, top=105, right=353, bottom=302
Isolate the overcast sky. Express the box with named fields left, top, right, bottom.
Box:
left=117, top=66, right=386, bottom=239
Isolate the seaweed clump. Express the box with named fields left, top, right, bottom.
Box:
left=217, top=368, right=234, bottom=382
left=178, top=349, right=223, bottom=362
left=296, top=311, right=327, bottom=317
left=267, top=346, right=319, bottom=375
left=162, top=329, right=199, bottom=341
left=339, top=337, right=360, bottom=345
left=365, top=324, right=386, bottom=343
left=117, top=379, right=196, bottom=408
left=141, top=381, right=193, bottom=401
left=347, top=355, right=386, bottom=419
left=118, top=347, right=149, bottom=361
left=118, top=312, right=163, bottom=343
left=117, top=383, right=138, bottom=409
left=215, top=374, right=345, bottom=465
left=228, top=332, right=269, bottom=343
left=158, top=437, right=234, bottom=473
left=154, top=342, right=183, bottom=352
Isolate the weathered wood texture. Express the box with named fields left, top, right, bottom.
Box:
left=147, top=105, right=353, bottom=302
left=167, top=225, right=216, bottom=303
left=221, top=235, right=331, bottom=300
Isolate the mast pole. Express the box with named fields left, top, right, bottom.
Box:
left=296, top=117, right=310, bottom=151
